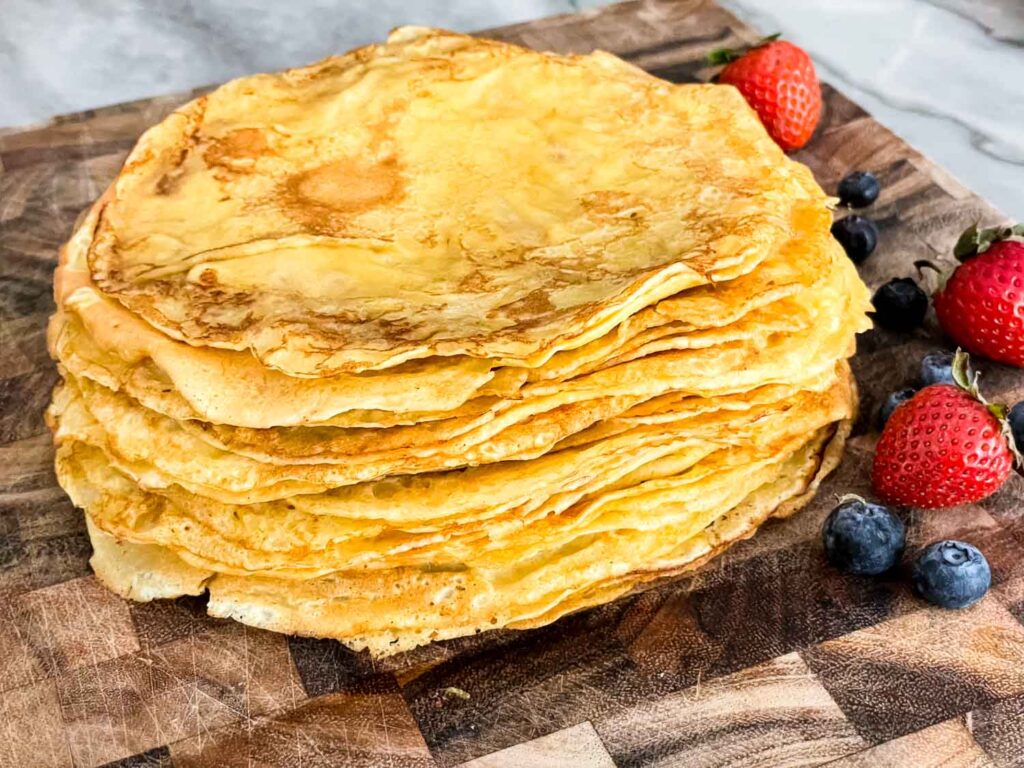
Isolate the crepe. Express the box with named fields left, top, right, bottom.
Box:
left=54, top=194, right=838, bottom=429
left=83, top=420, right=848, bottom=656
left=57, top=369, right=854, bottom=577
left=49, top=236, right=864, bottom=498
left=46, top=27, right=873, bottom=658
left=86, top=27, right=825, bottom=376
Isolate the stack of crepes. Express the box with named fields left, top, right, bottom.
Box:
left=47, top=28, right=872, bottom=656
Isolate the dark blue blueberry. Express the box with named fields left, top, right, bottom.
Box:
left=831, top=216, right=879, bottom=264
left=912, top=540, right=990, bottom=609
left=1009, top=401, right=1024, bottom=455
left=838, top=171, right=881, bottom=208
left=879, top=387, right=917, bottom=428
left=872, top=278, right=928, bottom=332
left=919, top=350, right=956, bottom=387
left=822, top=497, right=906, bottom=576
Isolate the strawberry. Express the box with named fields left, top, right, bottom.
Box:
left=933, top=224, right=1024, bottom=368
left=872, top=352, right=1016, bottom=509
left=710, top=36, right=822, bottom=151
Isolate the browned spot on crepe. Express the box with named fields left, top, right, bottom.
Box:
left=278, top=157, right=405, bottom=235
left=493, top=288, right=558, bottom=326
left=203, top=128, right=271, bottom=170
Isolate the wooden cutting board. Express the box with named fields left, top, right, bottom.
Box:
left=3, top=1, right=1024, bottom=765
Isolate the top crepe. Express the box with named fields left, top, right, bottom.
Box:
left=87, top=26, right=825, bottom=376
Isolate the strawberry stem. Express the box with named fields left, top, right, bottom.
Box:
left=913, top=259, right=950, bottom=292
left=913, top=260, right=943, bottom=276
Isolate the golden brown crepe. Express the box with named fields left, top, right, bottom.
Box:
left=46, top=27, right=873, bottom=657
left=81, top=419, right=848, bottom=656
left=85, top=27, right=826, bottom=376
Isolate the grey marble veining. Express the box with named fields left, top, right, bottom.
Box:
left=717, top=0, right=1023, bottom=214
left=2, top=0, right=1022, bottom=214
left=928, top=0, right=1024, bottom=43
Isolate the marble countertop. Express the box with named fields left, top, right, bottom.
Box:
left=719, top=0, right=1023, bottom=218
left=3, top=0, right=1020, bottom=214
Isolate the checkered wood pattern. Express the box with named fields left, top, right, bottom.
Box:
left=3, top=1, right=1024, bottom=765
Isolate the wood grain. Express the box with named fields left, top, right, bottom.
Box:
left=592, top=652, right=868, bottom=767
left=2, top=1, right=1023, bottom=765
left=824, top=719, right=995, bottom=768
left=454, top=723, right=617, bottom=768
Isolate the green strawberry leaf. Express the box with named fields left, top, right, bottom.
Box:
left=707, top=33, right=781, bottom=66
left=953, top=224, right=981, bottom=260
left=951, top=349, right=975, bottom=393
left=955, top=222, right=1024, bottom=261
left=993, top=407, right=1024, bottom=467
left=913, top=259, right=950, bottom=293
left=707, top=47, right=741, bottom=65
left=988, top=402, right=1008, bottom=421
left=949, top=350, right=1020, bottom=465
left=1005, top=422, right=1024, bottom=467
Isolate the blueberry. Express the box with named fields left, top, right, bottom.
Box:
left=1009, top=401, right=1024, bottom=454
left=919, top=350, right=956, bottom=387
left=872, top=278, right=928, bottom=332
left=822, top=497, right=905, bottom=576
left=912, top=540, right=990, bottom=609
left=838, top=171, right=881, bottom=208
left=879, top=387, right=917, bottom=428
left=831, top=216, right=879, bottom=264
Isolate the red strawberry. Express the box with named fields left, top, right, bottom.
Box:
left=711, top=36, right=822, bottom=151
left=872, top=353, right=1015, bottom=508
left=933, top=224, right=1024, bottom=368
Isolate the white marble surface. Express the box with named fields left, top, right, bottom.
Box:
left=718, top=0, right=1024, bottom=216
left=2, top=0, right=1021, bottom=213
